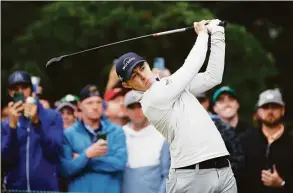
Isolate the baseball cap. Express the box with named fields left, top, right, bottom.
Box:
left=104, top=88, right=128, bottom=101
left=61, top=94, right=80, bottom=104
left=124, top=91, right=140, bottom=107
left=257, top=88, right=284, bottom=107
left=212, top=86, right=237, bottom=103
left=195, top=92, right=207, bottom=99
left=115, top=52, right=146, bottom=82
left=8, top=71, right=32, bottom=88
left=80, top=84, right=101, bottom=101
left=56, top=102, right=76, bottom=112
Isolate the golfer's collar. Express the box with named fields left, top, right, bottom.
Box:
left=144, top=76, right=160, bottom=92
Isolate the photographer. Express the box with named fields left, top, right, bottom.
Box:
left=1, top=71, right=64, bottom=191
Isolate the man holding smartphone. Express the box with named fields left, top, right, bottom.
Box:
left=116, top=20, right=237, bottom=193
left=1, top=70, right=64, bottom=191
left=59, top=84, right=127, bottom=193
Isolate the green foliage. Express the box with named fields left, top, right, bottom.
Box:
left=5, top=2, right=278, bottom=120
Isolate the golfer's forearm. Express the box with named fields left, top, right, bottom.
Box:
left=188, top=31, right=225, bottom=95
left=207, top=31, right=225, bottom=83
left=161, top=32, right=208, bottom=100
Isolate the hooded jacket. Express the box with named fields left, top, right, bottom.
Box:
left=1, top=101, right=64, bottom=191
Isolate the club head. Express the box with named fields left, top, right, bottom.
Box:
left=45, top=56, right=65, bottom=68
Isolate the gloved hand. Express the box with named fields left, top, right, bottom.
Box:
left=206, top=19, right=225, bottom=34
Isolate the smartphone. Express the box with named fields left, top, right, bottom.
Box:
left=96, top=133, right=107, bottom=141
left=13, top=92, right=25, bottom=103
left=153, top=57, right=165, bottom=71
left=31, top=76, right=41, bottom=95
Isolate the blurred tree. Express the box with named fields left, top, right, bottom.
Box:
left=200, top=1, right=293, bottom=125
left=1, top=1, right=48, bottom=104
left=3, top=2, right=277, bottom=120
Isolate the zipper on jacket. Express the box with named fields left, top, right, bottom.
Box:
left=265, top=143, right=271, bottom=170
left=26, top=127, right=31, bottom=191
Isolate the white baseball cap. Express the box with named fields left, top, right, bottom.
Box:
left=257, top=88, right=285, bottom=107
left=124, top=91, right=143, bottom=107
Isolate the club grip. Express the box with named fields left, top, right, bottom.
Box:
left=185, top=20, right=227, bottom=31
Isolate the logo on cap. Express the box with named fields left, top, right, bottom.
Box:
left=123, top=57, right=135, bottom=70
left=14, top=73, right=25, bottom=82
left=89, top=86, right=99, bottom=95
left=266, top=94, right=274, bottom=100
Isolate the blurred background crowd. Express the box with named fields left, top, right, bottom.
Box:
left=1, top=1, right=293, bottom=193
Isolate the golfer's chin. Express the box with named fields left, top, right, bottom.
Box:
left=133, top=84, right=152, bottom=92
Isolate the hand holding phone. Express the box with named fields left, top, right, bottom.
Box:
left=13, top=92, right=25, bottom=103
left=96, top=133, right=107, bottom=141
left=86, top=140, right=108, bottom=158
left=8, top=101, right=24, bottom=128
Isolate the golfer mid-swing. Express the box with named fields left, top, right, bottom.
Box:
left=116, top=19, right=237, bottom=193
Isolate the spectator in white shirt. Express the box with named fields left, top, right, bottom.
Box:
left=122, top=91, right=170, bottom=193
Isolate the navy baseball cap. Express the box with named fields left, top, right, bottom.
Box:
left=115, top=52, right=146, bottom=82
left=8, top=71, right=32, bottom=88
left=80, top=84, right=101, bottom=101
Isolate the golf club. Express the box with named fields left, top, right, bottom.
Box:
left=45, top=21, right=227, bottom=68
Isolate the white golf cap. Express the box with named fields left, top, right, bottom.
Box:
left=257, top=88, right=285, bottom=107
left=124, top=90, right=143, bottom=107
left=56, top=102, right=77, bottom=112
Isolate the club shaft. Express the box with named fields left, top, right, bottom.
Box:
left=63, top=26, right=190, bottom=57
left=63, top=34, right=153, bottom=58
left=49, top=21, right=227, bottom=60
left=153, top=21, right=227, bottom=37
left=153, top=27, right=189, bottom=37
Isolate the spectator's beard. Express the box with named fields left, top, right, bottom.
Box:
left=260, top=114, right=282, bottom=128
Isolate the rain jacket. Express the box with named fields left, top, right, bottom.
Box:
left=59, top=118, right=127, bottom=193
left=1, top=101, right=64, bottom=191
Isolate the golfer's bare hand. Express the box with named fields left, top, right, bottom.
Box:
left=193, top=20, right=209, bottom=35
left=8, top=101, right=24, bottom=129
left=85, top=141, right=107, bottom=158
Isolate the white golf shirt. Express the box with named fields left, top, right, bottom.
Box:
left=139, top=30, right=229, bottom=168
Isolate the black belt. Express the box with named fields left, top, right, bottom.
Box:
left=176, top=156, right=230, bottom=170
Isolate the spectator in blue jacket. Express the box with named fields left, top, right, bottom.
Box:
left=59, top=84, right=127, bottom=193
left=1, top=71, right=64, bottom=191
left=121, top=91, right=170, bottom=193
